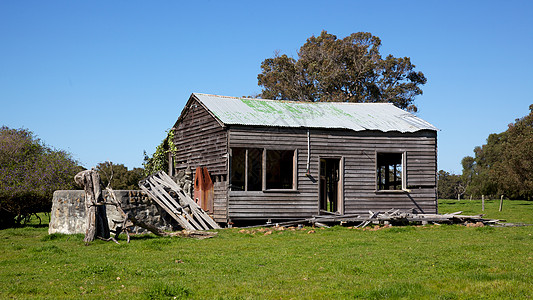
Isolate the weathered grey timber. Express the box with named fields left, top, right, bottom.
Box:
left=171, top=93, right=438, bottom=224
left=74, top=169, right=110, bottom=243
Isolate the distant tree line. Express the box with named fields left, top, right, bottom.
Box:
left=438, top=105, right=533, bottom=200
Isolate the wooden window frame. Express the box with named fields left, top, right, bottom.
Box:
left=230, top=147, right=298, bottom=193
left=375, top=151, right=407, bottom=193
left=263, top=148, right=298, bottom=192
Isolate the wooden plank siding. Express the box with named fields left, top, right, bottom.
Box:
left=227, top=126, right=437, bottom=220
left=172, top=98, right=228, bottom=222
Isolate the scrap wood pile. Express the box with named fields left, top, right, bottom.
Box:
left=313, top=209, right=503, bottom=228
left=139, top=171, right=220, bottom=231
left=251, top=209, right=505, bottom=229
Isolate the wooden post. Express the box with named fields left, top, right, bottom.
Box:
left=482, top=195, right=485, bottom=211
left=499, top=195, right=504, bottom=212
left=74, top=169, right=110, bottom=244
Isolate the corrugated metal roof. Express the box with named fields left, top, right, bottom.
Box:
left=193, top=93, right=438, bottom=133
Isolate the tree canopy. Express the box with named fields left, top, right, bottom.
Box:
left=0, top=126, right=82, bottom=227
left=461, top=105, right=533, bottom=200
left=257, top=31, right=427, bottom=112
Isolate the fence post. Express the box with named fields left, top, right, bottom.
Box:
left=482, top=195, right=485, bottom=211
left=499, top=195, right=504, bottom=212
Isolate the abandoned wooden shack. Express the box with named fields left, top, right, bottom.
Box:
left=170, top=93, right=438, bottom=225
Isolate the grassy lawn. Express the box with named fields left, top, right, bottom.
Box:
left=1, top=200, right=532, bottom=299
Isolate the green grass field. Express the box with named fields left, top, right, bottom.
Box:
left=1, top=200, right=532, bottom=299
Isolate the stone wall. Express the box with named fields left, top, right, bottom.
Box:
left=49, top=190, right=180, bottom=235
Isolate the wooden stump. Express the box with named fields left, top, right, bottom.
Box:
left=74, top=169, right=110, bottom=244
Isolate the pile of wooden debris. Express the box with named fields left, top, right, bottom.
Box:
left=251, top=209, right=509, bottom=229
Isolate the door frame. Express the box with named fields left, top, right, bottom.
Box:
left=318, top=156, right=344, bottom=215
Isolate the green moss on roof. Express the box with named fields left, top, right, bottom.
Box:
left=240, top=98, right=283, bottom=114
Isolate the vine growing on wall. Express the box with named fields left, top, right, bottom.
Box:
left=143, top=129, right=178, bottom=177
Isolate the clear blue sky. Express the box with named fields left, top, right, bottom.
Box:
left=1, top=0, right=532, bottom=174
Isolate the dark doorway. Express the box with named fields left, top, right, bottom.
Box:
left=319, top=158, right=341, bottom=214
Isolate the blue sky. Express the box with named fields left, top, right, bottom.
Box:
left=1, top=0, right=532, bottom=174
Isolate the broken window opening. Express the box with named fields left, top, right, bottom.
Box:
left=247, top=148, right=263, bottom=191
left=266, top=149, right=294, bottom=190
left=230, top=148, right=245, bottom=191
left=377, top=153, right=404, bottom=191
left=230, top=148, right=262, bottom=191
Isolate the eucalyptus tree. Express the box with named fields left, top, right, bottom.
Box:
left=258, top=31, right=427, bottom=112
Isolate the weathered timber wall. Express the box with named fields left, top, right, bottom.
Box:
left=227, top=127, right=437, bottom=220
left=172, top=97, right=228, bottom=223
left=49, top=190, right=180, bottom=235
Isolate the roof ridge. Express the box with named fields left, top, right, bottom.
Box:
left=193, top=93, right=394, bottom=106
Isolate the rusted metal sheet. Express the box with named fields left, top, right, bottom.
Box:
left=192, top=93, right=438, bottom=133
left=194, top=167, right=214, bottom=214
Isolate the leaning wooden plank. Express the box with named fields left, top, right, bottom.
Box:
left=139, top=184, right=196, bottom=231
left=155, top=173, right=205, bottom=210
left=167, top=184, right=220, bottom=229
left=192, top=213, right=210, bottom=230
left=140, top=184, right=196, bottom=231
left=144, top=179, right=181, bottom=215
left=147, top=177, right=192, bottom=219
left=156, top=171, right=183, bottom=191
left=139, top=183, right=179, bottom=217
left=143, top=172, right=220, bottom=230
left=140, top=180, right=199, bottom=231
left=157, top=170, right=220, bottom=229
left=151, top=174, right=200, bottom=211
left=177, top=189, right=220, bottom=229
left=146, top=178, right=204, bottom=230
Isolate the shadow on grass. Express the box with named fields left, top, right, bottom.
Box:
left=25, top=223, right=50, bottom=229
left=127, top=234, right=158, bottom=241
